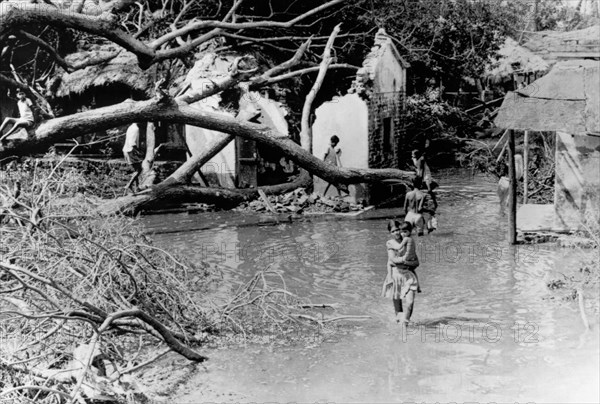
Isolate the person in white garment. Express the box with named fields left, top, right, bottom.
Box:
left=497, top=153, right=523, bottom=215
left=0, top=90, right=35, bottom=142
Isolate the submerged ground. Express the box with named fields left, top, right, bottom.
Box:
left=141, top=170, right=599, bottom=403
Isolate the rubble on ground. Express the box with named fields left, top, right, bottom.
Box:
left=556, top=234, right=598, bottom=249
left=518, top=231, right=559, bottom=244
left=235, top=188, right=367, bottom=214
left=518, top=231, right=598, bottom=248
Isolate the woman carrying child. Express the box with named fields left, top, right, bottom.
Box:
left=381, top=220, right=420, bottom=324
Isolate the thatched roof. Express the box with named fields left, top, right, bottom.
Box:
left=494, top=59, right=599, bottom=134
left=485, top=37, right=549, bottom=82
left=49, top=45, right=152, bottom=98
left=522, top=25, right=600, bottom=63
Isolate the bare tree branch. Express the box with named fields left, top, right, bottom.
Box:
left=250, top=63, right=359, bottom=89
left=0, top=98, right=413, bottom=186
left=222, top=0, right=247, bottom=23
left=2, top=1, right=348, bottom=69
left=148, top=0, right=346, bottom=49
left=1, top=5, right=155, bottom=67
left=254, top=38, right=312, bottom=82
left=175, top=56, right=257, bottom=105
left=300, top=23, right=341, bottom=153
left=220, top=31, right=369, bottom=44
left=100, top=308, right=207, bottom=361
left=16, top=30, right=121, bottom=73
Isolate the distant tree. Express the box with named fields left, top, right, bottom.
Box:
left=351, top=0, right=528, bottom=92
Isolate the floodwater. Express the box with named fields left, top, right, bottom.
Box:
left=143, top=170, right=599, bottom=403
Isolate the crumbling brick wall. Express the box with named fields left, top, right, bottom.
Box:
left=367, top=91, right=405, bottom=169
left=365, top=91, right=406, bottom=204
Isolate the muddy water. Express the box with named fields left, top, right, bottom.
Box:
left=144, top=171, right=599, bottom=403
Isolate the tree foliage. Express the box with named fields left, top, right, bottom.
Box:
left=351, top=0, right=513, bottom=90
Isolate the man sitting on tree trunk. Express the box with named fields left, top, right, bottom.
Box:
left=0, top=90, right=34, bottom=143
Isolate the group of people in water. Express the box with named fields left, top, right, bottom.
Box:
left=382, top=148, right=438, bottom=325
left=322, top=135, right=438, bottom=325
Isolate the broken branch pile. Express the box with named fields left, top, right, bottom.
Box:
left=1, top=164, right=368, bottom=402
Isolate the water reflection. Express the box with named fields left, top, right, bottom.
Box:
left=144, top=171, right=599, bottom=403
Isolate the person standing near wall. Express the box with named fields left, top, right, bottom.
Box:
left=323, top=135, right=349, bottom=197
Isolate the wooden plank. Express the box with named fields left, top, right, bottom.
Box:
left=523, top=130, right=529, bottom=204
left=551, top=52, right=600, bottom=59
left=257, top=189, right=276, bottom=213
left=492, top=129, right=510, bottom=152
left=496, top=136, right=509, bottom=163
left=507, top=129, right=517, bottom=245
left=464, top=97, right=504, bottom=114
left=177, top=128, right=208, bottom=187
left=346, top=205, right=375, bottom=216
left=584, top=64, right=600, bottom=133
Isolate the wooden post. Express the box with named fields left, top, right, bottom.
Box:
left=523, top=130, right=529, bottom=204
left=507, top=129, right=517, bottom=244
left=533, top=0, right=539, bottom=31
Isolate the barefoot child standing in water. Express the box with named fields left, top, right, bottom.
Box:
left=323, top=135, right=349, bottom=197
left=382, top=220, right=420, bottom=323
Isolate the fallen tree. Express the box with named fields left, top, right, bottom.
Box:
left=0, top=92, right=413, bottom=212
left=0, top=0, right=413, bottom=215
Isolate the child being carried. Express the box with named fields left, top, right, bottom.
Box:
left=387, top=221, right=421, bottom=292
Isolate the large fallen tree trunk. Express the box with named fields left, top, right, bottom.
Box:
left=0, top=25, right=397, bottom=216
left=1, top=97, right=414, bottom=214
left=1, top=98, right=413, bottom=183
left=98, top=169, right=313, bottom=215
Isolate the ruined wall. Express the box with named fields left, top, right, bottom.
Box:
left=311, top=38, right=407, bottom=204
left=367, top=92, right=405, bottom=169
left=367, top=43, right=406, bottom=171
left=312, top=93, right=369, bottom=201
left=365, top=91, right=405, bottom=204
left=366, top=44, right=406, bottom=203
left=371, top=43, right=407, bottom=96
left=554, top=132, right=600, bottom=230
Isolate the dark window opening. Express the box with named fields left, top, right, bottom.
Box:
left=382, top=117, right=393, bottom=149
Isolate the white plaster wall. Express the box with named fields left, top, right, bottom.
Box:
left=239, top=91, right=289, bottom=136
left=255, top=94, right=289, bottom=136
left=312, top=93, right=369, bottom=200
left=554, top=131, right=600, bottom=230
left=185, top=96, right=236, bottom=188
left=373, top=44, right=405, bottom=94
